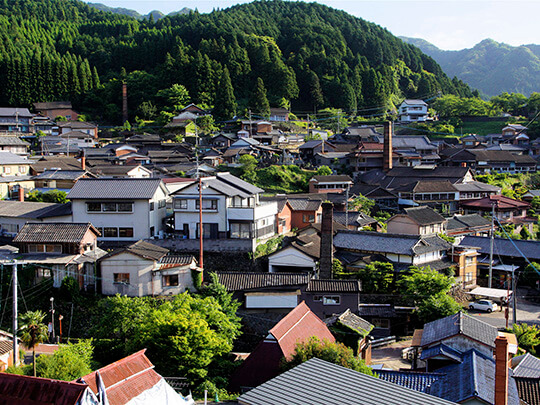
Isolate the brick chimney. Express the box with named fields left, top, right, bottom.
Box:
left=319, top=202, right=333, bottom=279
left=122, top=82, right=128, bottom=124
left=81, top=156, right=86, bottom=171
left=18, top=187, right=24, bottom=202
left=383, top=121, right=393, bottom=172
left=495, top=336, right=509, bottom=405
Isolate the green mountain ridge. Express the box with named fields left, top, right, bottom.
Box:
left=0, top=0, right=472, bottom=124
left=400, top=36, right=540, bottom=97
left=87, top=3, right=191, bottom=20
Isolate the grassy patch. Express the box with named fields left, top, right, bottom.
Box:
left=457, top=121, right=506, bottom=136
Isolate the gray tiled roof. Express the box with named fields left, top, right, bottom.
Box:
left=159, top=254, right=195, bottom=266
left=237, top=357, right=456, bottom=405
left=325, top=309, right=373, bottom=336
left=34, top=101, right=72, bottom=110
left=447, top=214, right=491, bottom=231
left=34, top=170, right=88, bottom=180
left=459, top=236, right=540, bottom=261
left=376, top=370, right=443, bottom=393
left=403, top=206, right=446, bottom=226
left=13, top=222, right=98, bottom=243
left=0, top=108, right=32, bottom=117
left=333, top=231, right=451, bottom=256
left=216, top=172, right=264, bottom=195
left=420, top=312, right=498, bottom=349
left=287, top=198, right=322, bottom=211
left=0, top=201, right=71, bottom=219
left=103, top=240, right=169, bottom=261
left=67, top=178, right=163, bottom=200
left=358, top=304, right=396, bottom=317
left=0, top=137, right=29, bottom=146
left=310, top=175, right=352, bottom=183
left=0, top=151, right=28, bottom=165
left=216, top=272, right=310, bottom=291
left=306, top=279, right=361, bottom=293
left=513, top=352, right=540, bottom=378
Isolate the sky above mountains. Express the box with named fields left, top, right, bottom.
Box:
left=85, top=0, right=540, bottom=50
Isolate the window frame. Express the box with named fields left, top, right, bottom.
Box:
left=113, top=273, right=130, bottom=284
left=163, top=274, right=179, bottom=287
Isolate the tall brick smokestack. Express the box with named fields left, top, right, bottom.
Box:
left=495, top=336, right=509, bottom=405
left=81, top=156, right=86, bottom=171
left=383, top=121, right=393, bottom=172
left=18, top=187, right=24, bottom=202
left=122, top=82, right=128, bottom=124
left=319, top=202, right=333, bottom=279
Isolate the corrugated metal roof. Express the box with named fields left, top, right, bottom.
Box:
left=67, top=178, right=163, bottom=200
left=420, top=312, right=498, bottom=349
left=0, top=374, right=88, bottom=405
left=306, top=279, right=361, bottom=292
left=0, top=339, right=12, bottom=355
left=269, top=302, right=334, bottom=360
left=216, top=272, right=310, bottom=291
left=513, top=352, right=540, bottom=378
left=237, top=357, right=457, bottom=405
left=80, top=349, right=162, bottom=405
left=13, top=222, right=98, bottom=243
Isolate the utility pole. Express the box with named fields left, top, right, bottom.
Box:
left=50, top=297, right=55, bottom=341
left=512, top=267, right=517, bottom=326
left=488, top=201, right=496, bottom=288
left=198, top=177, right=204, bottom=273
left=337, top=110, right=341, bottom=134
left=12, top=261, right=17, bottom=366
left=248, top=109, right=252, bottom=138
left=345, top=185, right=349, bottom=228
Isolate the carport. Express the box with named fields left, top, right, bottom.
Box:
left=466, top=286, right=513, bottom=311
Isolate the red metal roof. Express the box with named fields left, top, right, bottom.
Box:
left=79, top=349, right=162, bottom=405
left=0, top=373, right=88, bottom=405
left=269, top=301, right=335, bottom=360
left=461, top=195, right=529, bottom=210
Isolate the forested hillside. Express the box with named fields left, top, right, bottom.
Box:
left=0, top=0, right=472, bottom=124
left=401, top=37, right=540, bottom=98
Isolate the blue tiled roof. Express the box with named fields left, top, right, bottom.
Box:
left=376, top=370, right=443, bottom=393
left=420, top=343, right=463, bottom=363
left=428, top=349, right=521, bottom=405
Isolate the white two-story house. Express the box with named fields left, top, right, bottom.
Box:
left=398, top=99, right=429, bottom=122
left=172, top=172, right=277, bottom=243
left=67, top=178, right=169, bottom=241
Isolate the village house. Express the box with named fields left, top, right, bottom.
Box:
left=0, top=135, right=29, bottom=155
left=99, top=240, right=199, bottom=297
left=441, top=149, right=538, bottom=174
left=308, top=175, right=353, bottom=194
left=386, top=205, right=446, bottom=236
left=446, top=214, right=492, bottom=239
left=0, top=200, right=72, bottom=236
left=33, top=169, right=95, bottom=192
left=68, top=178, right=169, bottom=241
left=55, top=121, right=98, bottom=139
left=398, top=99, right=429, bottom=122
left=269, top=107, right=290, bottom=122
left=13, top=222, right=106, bottom=289
left=0, top=108, right=33, bottom=133
left=393, top=180, right=460, bottom=213
left=0, top=151, right=33, bottom=200
left=172, top=172, right=277, bottom=244
left=33, top=101, right=79, bottom=121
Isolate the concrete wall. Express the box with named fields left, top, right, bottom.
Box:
left=100, top=252, right=155, bottom=297
left=0, top=214, right=72, bottom=236
left=268, top=246, right=316, bottom=272
left=302, top=291, right=359, bottom=320
left=387, top=216, right=420, bottom=235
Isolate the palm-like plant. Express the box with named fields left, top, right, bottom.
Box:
left=18, top=310, right=49, bottom=377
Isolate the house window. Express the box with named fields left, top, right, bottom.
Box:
left=465, top=272, right=473, bottom=282
left=117, top=202, right=133, bottom=212
left=174, top=199, right=188, bottom=209
left=87, top=202, right=101, bottom=212
left=323, top=296, right=341, bottom=305
left=28, top=244, right=62, bottom=253
left=103, top=202, right=117, bottom=212
left=119, top=227, right=134, bottom=238
left=19, top=166, right=25, bottom=173
left=303, top=214, right=315, bottom=223
left=465, top=256, right=474, bottom=266
left=313, top=295, right=322, bottom=302
left=103, top=227, right=119, bottom=238
left=196, top=199, right=218, bottom=210
left=230, top=222, right=251, bottom=239
left=37, top=268, right=51, bottom=278
left=149, top=202, right=154, bottom=211
left=113, top=273, right=130, bottom=284
left=158, top=200, right=166, bottom=209
left=163, top=275, right=179, bottom=287
left=4, top=167, right=10, bottom=174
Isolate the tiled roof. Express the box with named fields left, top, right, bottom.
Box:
left=238, top=357, right=456, bottom=405
left=0, top=151, right=29, bottom=165
left=291, top=233, right=322, bottom=259
left=0, top=339, right=12, bottom=355
left=325, top=309, right=373, bottom=336
left=306, top=279, right=361, bottom=292
left=0, top=201, right=71, bottom=219
left=395, top=180, right=457, bottom=193
left=216, top=272, right=310, bottom=291
left=460, top=195, right=529, bottom=210
left=0, top=107, right=32, bottom=117
left=79, top=350, right=163, bottom=405
left=103, top=240, right=169, bottom=262
left=420, top=343, right=463, bottom=362
left=34, top=169, right=88, bottom=180
left=333, top=211, right=377, bottom=227
left=515, top=378, right=540, bottom=405
left=287, top=198, right=322, bottom=211
left=513, top=352, right=540, bottom=378
left=158, top=254, right=195, bottom=266
left=269, top=302, right=335, bottom=360
left=447, top=214, right=491, bottom=231
left=67, top=178, right=163, bottom=200
left=420, top=312, right=498, bottom=349
left=333, top=231, right=451, bottom=256
left=358, top=304, right=396, bottom=317
left=403, top=206, right=446, bottom=225
left=13, top=222, right=98, bottom=243
left=428, top=349, right=520, bottom=405
left=0, top=374, right=88, bottom=405
left=376, top=370, right=443, bottom=393
left=30, top=156, right=82, bottom=173
left=57, top=121, right=96, bottom=129
left=216, top=172, right=264, bottom=195
left=459, top=236, right=540, bottom=261
left=0, top=137, right=29, bottom=146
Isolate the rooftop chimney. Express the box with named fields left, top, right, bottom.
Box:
left=18, top=187, right=24, bottom=202
left=319, top=202, right=334, bottom=279
left=495, top=335, right=509, bottom=405
left=122, top=82, right=128, bottom=124
left=383, top=121, right=393, bottom=172
left=81, top=156, right=86, bottom=171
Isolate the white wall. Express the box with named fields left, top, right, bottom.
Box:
left=246, top=293, right=299, bottom=309
left=101, top=252, right=155, bottom=296
left=268, top=246, right=316, bottom=272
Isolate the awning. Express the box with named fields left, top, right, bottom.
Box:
left=466, top=287, right=513, bottom=300
left=493, top=264, right=519, bottom=272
